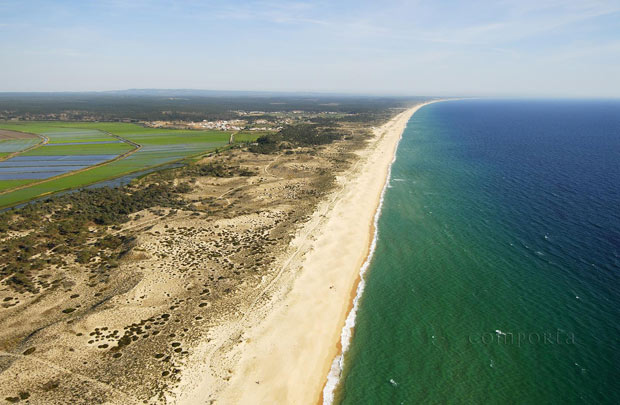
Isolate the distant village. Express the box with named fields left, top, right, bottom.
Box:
left=145, top=118, right=280, bottom=132
left=0, top=109, right=352, bottom=131
left=144, top=110, right=349, bottom=131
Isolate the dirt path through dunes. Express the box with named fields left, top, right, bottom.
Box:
left=263, top=154, right=281, bottom=176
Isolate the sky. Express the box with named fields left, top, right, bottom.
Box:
left=1, top=0, right=619, bottom=97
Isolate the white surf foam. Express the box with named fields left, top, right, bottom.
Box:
left=322, top=110, right=414, bottom=405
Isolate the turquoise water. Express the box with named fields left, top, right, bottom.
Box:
left=336, top=100, right=620, bottom=404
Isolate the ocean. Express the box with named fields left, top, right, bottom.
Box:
left=334, top=99, right=620, bottom=404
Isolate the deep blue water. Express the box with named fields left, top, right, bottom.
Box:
left=337, top=99, right=620, bottom=404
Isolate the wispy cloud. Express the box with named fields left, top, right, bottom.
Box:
left=201, top=0, right=330, bottom=25
left=374, top=0, right=620, bottom=47
left=23, top=47, right=89, bottom=58
left=0, top=0, right=618, bottom=95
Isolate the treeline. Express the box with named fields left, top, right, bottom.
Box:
left=0, top=93, right=422, bottom=122
left=250, top=124, right=343, bottom=153
left=181, top=162, right=254, bottom=178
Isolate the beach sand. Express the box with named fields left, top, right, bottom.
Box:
left=174, top=102, right=433, bottom=405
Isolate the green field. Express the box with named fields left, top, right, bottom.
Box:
left=0, top=179, right=37, bottom=190
left=234, top=131, right=270, bottom=142
left=0, top=121, right=261, bottom=208
left=45, top=130, right=121, bottom=144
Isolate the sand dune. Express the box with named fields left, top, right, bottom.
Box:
left=175, top=102, right=434, bottom=404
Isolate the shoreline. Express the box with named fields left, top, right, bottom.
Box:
left=322, top=101, right=437, bottom=404
left=175, top=102, right=435, bottom=404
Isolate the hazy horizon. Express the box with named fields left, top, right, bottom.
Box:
left=1, top=0, right=619, bottom=97
left=1, top=89, right=620, bottom=101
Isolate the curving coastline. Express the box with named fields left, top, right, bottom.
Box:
left=322, top=101, right=438, bottom=404
left=178, top=102, right=437, bottom=405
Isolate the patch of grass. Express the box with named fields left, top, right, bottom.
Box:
left=46, top=129, right=120, bottom=144
left=233, top=131, right=267, bottom=143
left=0, top=179, right=37, bottom=191
left=0, top=121, right=77, bottom=134
left=48, top=137, right=121, bottom=144
left=249, top=124, right=342, bottom=154
left=121, top=132, right=230, bottom=145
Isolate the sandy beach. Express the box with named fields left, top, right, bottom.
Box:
left=173, top=102, right=434, bottom=404
left=1, top=103, right=431, bottom=404
left=0, top=101, right=432, bottom=404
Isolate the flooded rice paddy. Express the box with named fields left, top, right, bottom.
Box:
left=0, top=154, right=119, bottom=180
left=0, top=122, right=241, bottom=207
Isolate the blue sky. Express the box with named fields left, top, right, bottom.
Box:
left=1, top=0, right=619, bottom=96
